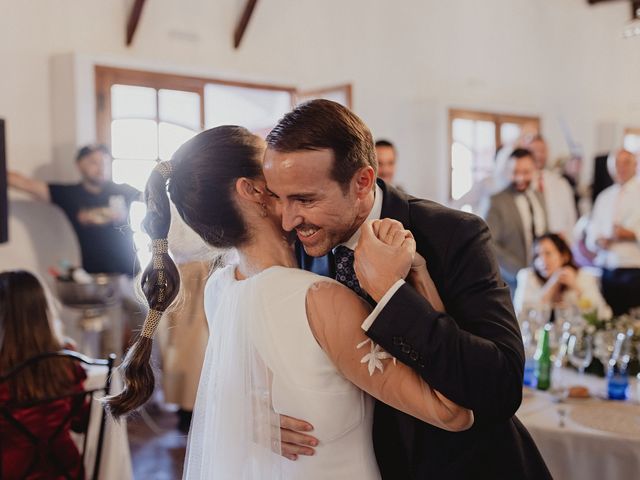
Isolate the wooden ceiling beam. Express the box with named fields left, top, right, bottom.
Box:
left=234, top=0, right=258, bottom=49
left=126, top=0, right=147, bottom=47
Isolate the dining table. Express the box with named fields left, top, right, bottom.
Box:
left=517, top=368, right=640, bottom=480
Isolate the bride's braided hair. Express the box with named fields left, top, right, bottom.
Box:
left=104, top=126, right=264, bottom=418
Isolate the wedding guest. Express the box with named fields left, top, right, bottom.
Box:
left=8, top=145, right=144, bottom=352
left=586, top=149, right=640, bottom=316
left=8, top=145, right=141, bottom=276
left=374, top=140, right=397, bottom=185
left=484, top=149, right=547, bottom=293
left=523, top=135, right=577, bottom=241
left=0, top=270, right=89, bottom=480
left=513, top=233, right=611, bottom=318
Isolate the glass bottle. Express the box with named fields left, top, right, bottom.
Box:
left=534, top=323, right=552, bottom=391
left=607, top=330, right=632, bottom=401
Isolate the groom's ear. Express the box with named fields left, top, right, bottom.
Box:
left=352, top=166, right=376, bottom=199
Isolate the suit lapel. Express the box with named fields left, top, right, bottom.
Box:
left=505, top=192, right=527, bottom=249
left=378, top=179, right=411, bottom=227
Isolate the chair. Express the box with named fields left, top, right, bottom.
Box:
left=0, top=350, right=116, bottom=480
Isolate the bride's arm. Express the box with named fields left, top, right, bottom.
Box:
left=406, top=251, right=445, bottom=312
left=306, top=282, right=473, bottom=432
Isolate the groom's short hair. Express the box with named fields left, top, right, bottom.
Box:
left=266, top=99, right=377, bottom=190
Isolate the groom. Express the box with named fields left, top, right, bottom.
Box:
left=263, top=100, right=550, bottom=479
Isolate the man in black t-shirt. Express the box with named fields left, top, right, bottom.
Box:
left=9, top=145, right=141, bottom=276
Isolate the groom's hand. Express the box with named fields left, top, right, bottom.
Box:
left=279, top=415, right=318, bottom=460
left=355, top=219, right=415, bottom=302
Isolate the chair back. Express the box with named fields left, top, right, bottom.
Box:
left=0, top=350, right=115, bottom=480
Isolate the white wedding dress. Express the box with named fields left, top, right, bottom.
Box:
left=184, top=264, right=380, bottom=479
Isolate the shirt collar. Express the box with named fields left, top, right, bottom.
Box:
left=335, top=184, right=383, bottom=252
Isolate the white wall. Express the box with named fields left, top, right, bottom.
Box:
left=1, top=0, right=639, bottom=276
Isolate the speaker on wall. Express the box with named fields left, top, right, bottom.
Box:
left=0, top=119, right=7, bottom=243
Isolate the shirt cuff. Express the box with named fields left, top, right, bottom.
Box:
left=361, top=279, right=406, bottom=331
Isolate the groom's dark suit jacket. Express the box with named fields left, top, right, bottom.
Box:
left=297, top=180, right=551, bottom=479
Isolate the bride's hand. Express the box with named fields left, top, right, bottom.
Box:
left=407, top=252, right=445, bottom=311
left=410, top=250, right=427, bottom=271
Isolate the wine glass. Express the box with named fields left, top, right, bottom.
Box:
left=594, top=329, right=617, bottom=371
left=568, top=333, right=593, bottom=376
left=554, top=304, right=575, bottom=328
left=551, top=321, right=574, bottom=394
left=521, top=303, right=550, bottom=332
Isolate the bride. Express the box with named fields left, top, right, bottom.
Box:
left=106, top=126, right=473, bottom=479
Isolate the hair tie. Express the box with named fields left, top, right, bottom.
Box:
left=152, top=238, right=169, bottom=255
left=140, top=309, right=163, bottom=338
left=154, top=161, right=173, bottom=180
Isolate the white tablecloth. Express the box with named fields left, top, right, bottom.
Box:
left=518, top=369, right=640, bottom=480
left=81, top=365, right=133, bottom=480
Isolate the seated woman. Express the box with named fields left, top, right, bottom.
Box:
left=514, top=233, right=611, bottom=318
left=0, top=270, right=89, bottom=480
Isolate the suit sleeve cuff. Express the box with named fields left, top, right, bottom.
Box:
left=361, top=279, right=406, bottom=331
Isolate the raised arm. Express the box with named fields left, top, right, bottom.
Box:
left=356, top=216, right=524, bottom=421
left=8, top=170, right=50, bottom=202
left=306, top=281, right=473, bottom=432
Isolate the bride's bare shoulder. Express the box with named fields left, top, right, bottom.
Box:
left=305, top=280, right=371, bottom=325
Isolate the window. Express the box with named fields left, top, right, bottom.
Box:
left=295, top=84, right=352, bottom=108
left=96, top=67, right=297, bottom=191
left=624, top=127, right=640, bottom=153
left=449, top=109, right=540, bottom=204
left=95, top=67, right=297, bottom=265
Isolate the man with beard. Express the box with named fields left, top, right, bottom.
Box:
left=484, top=148, right=548, bottom=294
left=9, top=144, right=140, bottom=276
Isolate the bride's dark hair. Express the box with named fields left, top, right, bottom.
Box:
left=105, top=126, right=264, bottom=417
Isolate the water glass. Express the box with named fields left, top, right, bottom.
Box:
left=593, top=330, right=617, bottom=368
left=567, top=333, right=593, bottom=375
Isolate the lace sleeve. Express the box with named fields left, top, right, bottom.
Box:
left=306, top=281, right=473, bottom=432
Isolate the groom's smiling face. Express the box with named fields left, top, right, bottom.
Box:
left=263, top=148, right=371, bottom=257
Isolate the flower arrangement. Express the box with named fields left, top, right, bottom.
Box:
left=578, top=300, right=640, bottom=376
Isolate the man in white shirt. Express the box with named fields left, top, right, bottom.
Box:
left=586, top=149, right=640, bottom=315
left=524, top=135, right=577, bottom=242
left=484, top=149, right=547, bottom=293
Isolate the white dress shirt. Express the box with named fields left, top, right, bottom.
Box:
left=586, top=176, right=640, bottom=269
left=539, top=169, right=577, bottom=241
left=514, top=189, right=547, bottom=263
